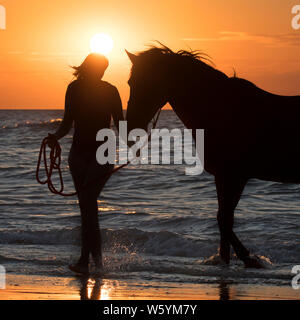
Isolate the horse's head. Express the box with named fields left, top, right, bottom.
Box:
left=125, top=49, right=169, bottom=131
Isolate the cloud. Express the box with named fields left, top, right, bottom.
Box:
left=183, top=31, right=300, bottom=47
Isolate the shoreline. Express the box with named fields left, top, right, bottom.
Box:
left=0, top=273, right=298, bottom=300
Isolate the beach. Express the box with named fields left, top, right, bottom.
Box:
left=1, top=274, right=298, bottom=300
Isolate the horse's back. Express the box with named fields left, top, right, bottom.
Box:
left=226, top=77, right=300, bottom=129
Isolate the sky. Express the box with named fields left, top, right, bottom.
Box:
left=0, top=0, right=300, bottom=109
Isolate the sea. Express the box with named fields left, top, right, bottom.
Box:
left=0, top=109, right=299, bottom=292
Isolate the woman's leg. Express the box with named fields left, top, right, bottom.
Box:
left=77, top=186, right=101, bottom=266
left=68, top=147, right=91, bottom=268
left=82, top=161, right=114, bottom=268
left=77, top=187, right=98, bottom=265
left=68, top=146, right=113, bottom=272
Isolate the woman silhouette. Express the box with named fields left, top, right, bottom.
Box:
left=49, top=53, right=124, bottom=274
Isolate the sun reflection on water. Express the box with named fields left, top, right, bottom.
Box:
left=80, top=278, right=115, bottom=300
left=99, top=283, right=112, bottom=300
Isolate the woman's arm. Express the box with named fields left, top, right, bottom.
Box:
left=111, top=86, right=124, bottom=132
left=53, top=84, right=74, bottom=140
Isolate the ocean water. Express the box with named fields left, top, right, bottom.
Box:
left=0, top=110, right=299, bottom=289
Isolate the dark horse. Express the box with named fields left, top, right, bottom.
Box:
left=125, top=44, right=300, bottom=268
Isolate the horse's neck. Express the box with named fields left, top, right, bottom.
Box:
left=169, top=78, right=228, bottom=130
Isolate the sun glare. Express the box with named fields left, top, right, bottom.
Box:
left=90, top=33, right=114, bottom=55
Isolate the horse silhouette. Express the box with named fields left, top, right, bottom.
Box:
left=125, top=44, right=300, bottom=268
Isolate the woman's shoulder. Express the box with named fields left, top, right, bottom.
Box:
left=68, top=79, right=80, bottom=90
left=100, top=81, right=119, bottom=93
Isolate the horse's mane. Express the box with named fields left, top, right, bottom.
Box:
left=135, top=43, right=228, bottom=82
left=138, top=43, right=212, bottom=63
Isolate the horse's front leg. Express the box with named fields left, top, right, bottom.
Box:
left=215, top=173, right=248, bottom=264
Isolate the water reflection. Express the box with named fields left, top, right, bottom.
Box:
left=79, top=277, right=106, bottom=300
left=77, top=276, right=234, bottom=300
left=218, top=280, right=230, bottom=300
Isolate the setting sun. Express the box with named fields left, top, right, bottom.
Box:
left=90, top=33, right=114, bottom=55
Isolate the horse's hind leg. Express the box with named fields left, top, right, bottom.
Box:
left=215, top=174, right=249, bottom=263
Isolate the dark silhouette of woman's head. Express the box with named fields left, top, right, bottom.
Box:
left=72, top=53, right=109, bottom=81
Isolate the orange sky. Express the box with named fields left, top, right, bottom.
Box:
left=1, top=0, right=300, bottom=109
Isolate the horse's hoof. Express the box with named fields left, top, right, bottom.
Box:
left=242, top=255, right=265, bottom=268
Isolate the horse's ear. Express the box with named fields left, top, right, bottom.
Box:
left=125, top=50, right=138, bottom=64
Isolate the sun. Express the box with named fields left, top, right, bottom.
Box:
left=90, top=33, right=114, bottom=55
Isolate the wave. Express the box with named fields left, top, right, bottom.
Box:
left=0, top=226, right=298, bottom=263
left=0, top=227, right=81, bottom=245
left=0, top=118, right=62, bottom=130
left=0, top=250, right=293, bottom=285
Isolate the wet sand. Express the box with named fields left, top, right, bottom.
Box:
left=0, top=274, right=298, bottom=300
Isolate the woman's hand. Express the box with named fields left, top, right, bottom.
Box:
left=47, top=133, right=58, bottom=149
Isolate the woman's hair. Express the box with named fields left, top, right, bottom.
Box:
left=72, top=53, right=109, bottom=80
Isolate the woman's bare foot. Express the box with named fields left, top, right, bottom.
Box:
left=69, top=262, right=89, bottom=275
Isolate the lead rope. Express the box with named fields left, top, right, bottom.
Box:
left=36, top=108, right=162, bottom=196
left=109, top=107, right=162, bottom=175
left=36, top=136, right=77, bottom=196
